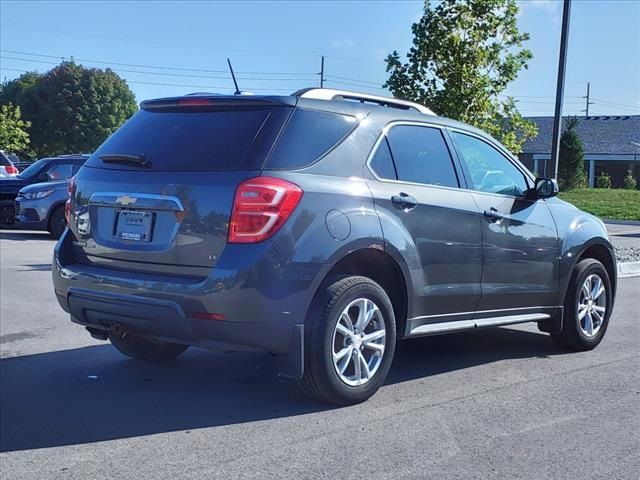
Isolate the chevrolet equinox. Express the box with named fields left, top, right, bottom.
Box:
left=52, top=88, right=617, bottom=405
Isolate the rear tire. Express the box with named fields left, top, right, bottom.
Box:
left=552, top=258, right=612, bottom=351
left=110, top=333, right=188, bottom=361
left=0, top=200, right=15, bottom=228
left=48, top=206, right=67, bottom=239
left=299, top=275, right=396, bottom=405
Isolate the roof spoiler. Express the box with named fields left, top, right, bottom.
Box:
left=293, top=88, right=435, bottom=115
left=140, top=95, right=291, bottom=111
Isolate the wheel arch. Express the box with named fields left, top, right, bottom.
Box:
left=560, top=239, right=617, bottom=308
left=312, top=247, right=411, bottom=338
left=576, top=242, right=617, bottom=299
left=46, top=201, right=67, bottom=229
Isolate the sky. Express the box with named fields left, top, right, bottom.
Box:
left=0, top=0, right=638, bottom=117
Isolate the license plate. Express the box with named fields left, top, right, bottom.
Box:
left=115, top=210, right=154, bottom=242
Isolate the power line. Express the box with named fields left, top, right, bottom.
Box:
left=325, top=74, right=385, bottom=87
left=0, top=50, right=316, bottom=76
left=0, top=55, right=317, bottom=82
left=324, top=79, right=387, bottom=92
left=500, top=94, right=583, bottom=99
left=0, top=65, right=299, bottom=92
left=106, top=80, right=295, bottom=92
left=0, top=25, right=324, bottom=59
left=591, top=98, right=639, bottom=111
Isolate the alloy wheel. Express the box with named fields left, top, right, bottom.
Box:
left=331, top=297, right=386, bottom=386
left=577, top=273, right=607, bottom=338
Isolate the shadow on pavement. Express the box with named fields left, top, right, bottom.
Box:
left=17, top=263, right=53, bottom=272
left=0, top=327, right=563, bottom=452
left=613, top=232, right=640, bottom=239
left=0, top=230, right=55, bottom=241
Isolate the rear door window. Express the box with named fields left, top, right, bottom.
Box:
left=87, top=107, right=286, bottom=171
left=266, top=108, right=356, bottom=169
left=386, top=125, right=459, bottom=188
left=369, top=138, right=397, bottom=180
left=45, top=163, right=75, bottom=180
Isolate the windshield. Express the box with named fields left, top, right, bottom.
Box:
left=17, top=159, right=48, bottom=179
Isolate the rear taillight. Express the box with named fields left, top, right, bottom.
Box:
left=65, top=176, right=75, bottom=224
left=228, top=176, right=303, bottom=243
left=5, top=165, right=18, bottom=175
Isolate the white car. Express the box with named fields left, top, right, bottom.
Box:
left=0, top=150, right=19, bottom=178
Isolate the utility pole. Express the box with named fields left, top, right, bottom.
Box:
left=582, top=82, right=594, bottom=117
left=549, top=0, right=572, bottom=180
left=320, top=56, right=325, bottom=88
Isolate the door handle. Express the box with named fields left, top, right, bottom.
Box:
left=483, top=208, right=507, bottom=222
left=391, top=192, right=418, bottom=211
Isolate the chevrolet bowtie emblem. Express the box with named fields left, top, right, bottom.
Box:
left=116, top=195, right=137, bottom=206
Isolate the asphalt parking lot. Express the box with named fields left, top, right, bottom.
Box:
left=1, top=230, right=639, bottom=480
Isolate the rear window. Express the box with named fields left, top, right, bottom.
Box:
left=0, top=151, right=11, bottom=166
left=266, top=108, right=356, bottom=169
left=87, top=107, right=286, bottom=171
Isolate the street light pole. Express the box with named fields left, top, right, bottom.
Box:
left=549, top=0, right=572, bottom=180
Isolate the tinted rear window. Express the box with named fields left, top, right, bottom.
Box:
left=87, top=107, right=285, bottom=171
left=266, top=108, right=356, bottom=169
left=386, top=125, right=459, bottom=188
left=370, top=138, right=397, bottom=180
left=0, top=151, right=11, bottom=166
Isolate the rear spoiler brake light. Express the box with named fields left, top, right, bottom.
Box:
left=140, top=97, right=288, bottom=111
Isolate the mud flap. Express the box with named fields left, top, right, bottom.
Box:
left=538, top=307, right=563, bottom=334
left=277, top=324, right=304, bottom=379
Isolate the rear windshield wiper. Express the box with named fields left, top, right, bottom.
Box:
left=100, top=153, right=150, bottom=168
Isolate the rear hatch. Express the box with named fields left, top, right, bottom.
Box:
left=67, top=96, right=294, bottom=276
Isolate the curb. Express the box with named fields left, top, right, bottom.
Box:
left=618, top=261, right=640, bottom=278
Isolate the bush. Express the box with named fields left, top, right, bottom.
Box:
left=596, top=171, right=611, bottom=189
left=623, top=170, right=637, bottom=190
left=558, top=118, right=587, bottom=190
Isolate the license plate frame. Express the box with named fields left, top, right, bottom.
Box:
left=114, top=209, right=154, bottom=242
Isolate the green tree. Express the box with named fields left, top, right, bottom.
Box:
left=623, top=170, right=637, bottom=190
left=0, top=103, right=31, bottom=156
left=384, top=0, right=537, bottom=154
left=0, top=62, right=137, bottom=157
left=596, top=171, right=611, bottom=189
left=558, top=117, right=587, bottom=190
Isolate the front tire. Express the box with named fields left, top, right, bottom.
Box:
left=552, top=258, right=612, bottom=351
left=48, top=206, right=67, bottom=239
left=110, top=332, right=188, bottom=361
left=299, top=276, right=396, bottom=405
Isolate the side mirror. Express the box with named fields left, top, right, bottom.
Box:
left=38, top=172, right=50, bottom=182
left=533, top=177, right=558, bottom=199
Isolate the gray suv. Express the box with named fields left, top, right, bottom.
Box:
left=52, top=89, right=617, bottom=405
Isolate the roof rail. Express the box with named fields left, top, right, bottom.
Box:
left=293, top=88, right=435, bottom=115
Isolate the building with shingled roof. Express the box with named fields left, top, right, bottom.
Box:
left=519, top=115, right=640, bottom=188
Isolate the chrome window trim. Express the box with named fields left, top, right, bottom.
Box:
left=366, top=121, right=537, bottom=201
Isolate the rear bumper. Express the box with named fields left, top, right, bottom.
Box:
left=52, top=229, right=326, bottom=377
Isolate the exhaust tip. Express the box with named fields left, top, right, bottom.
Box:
left=111, top=323, right=124, bottom=336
